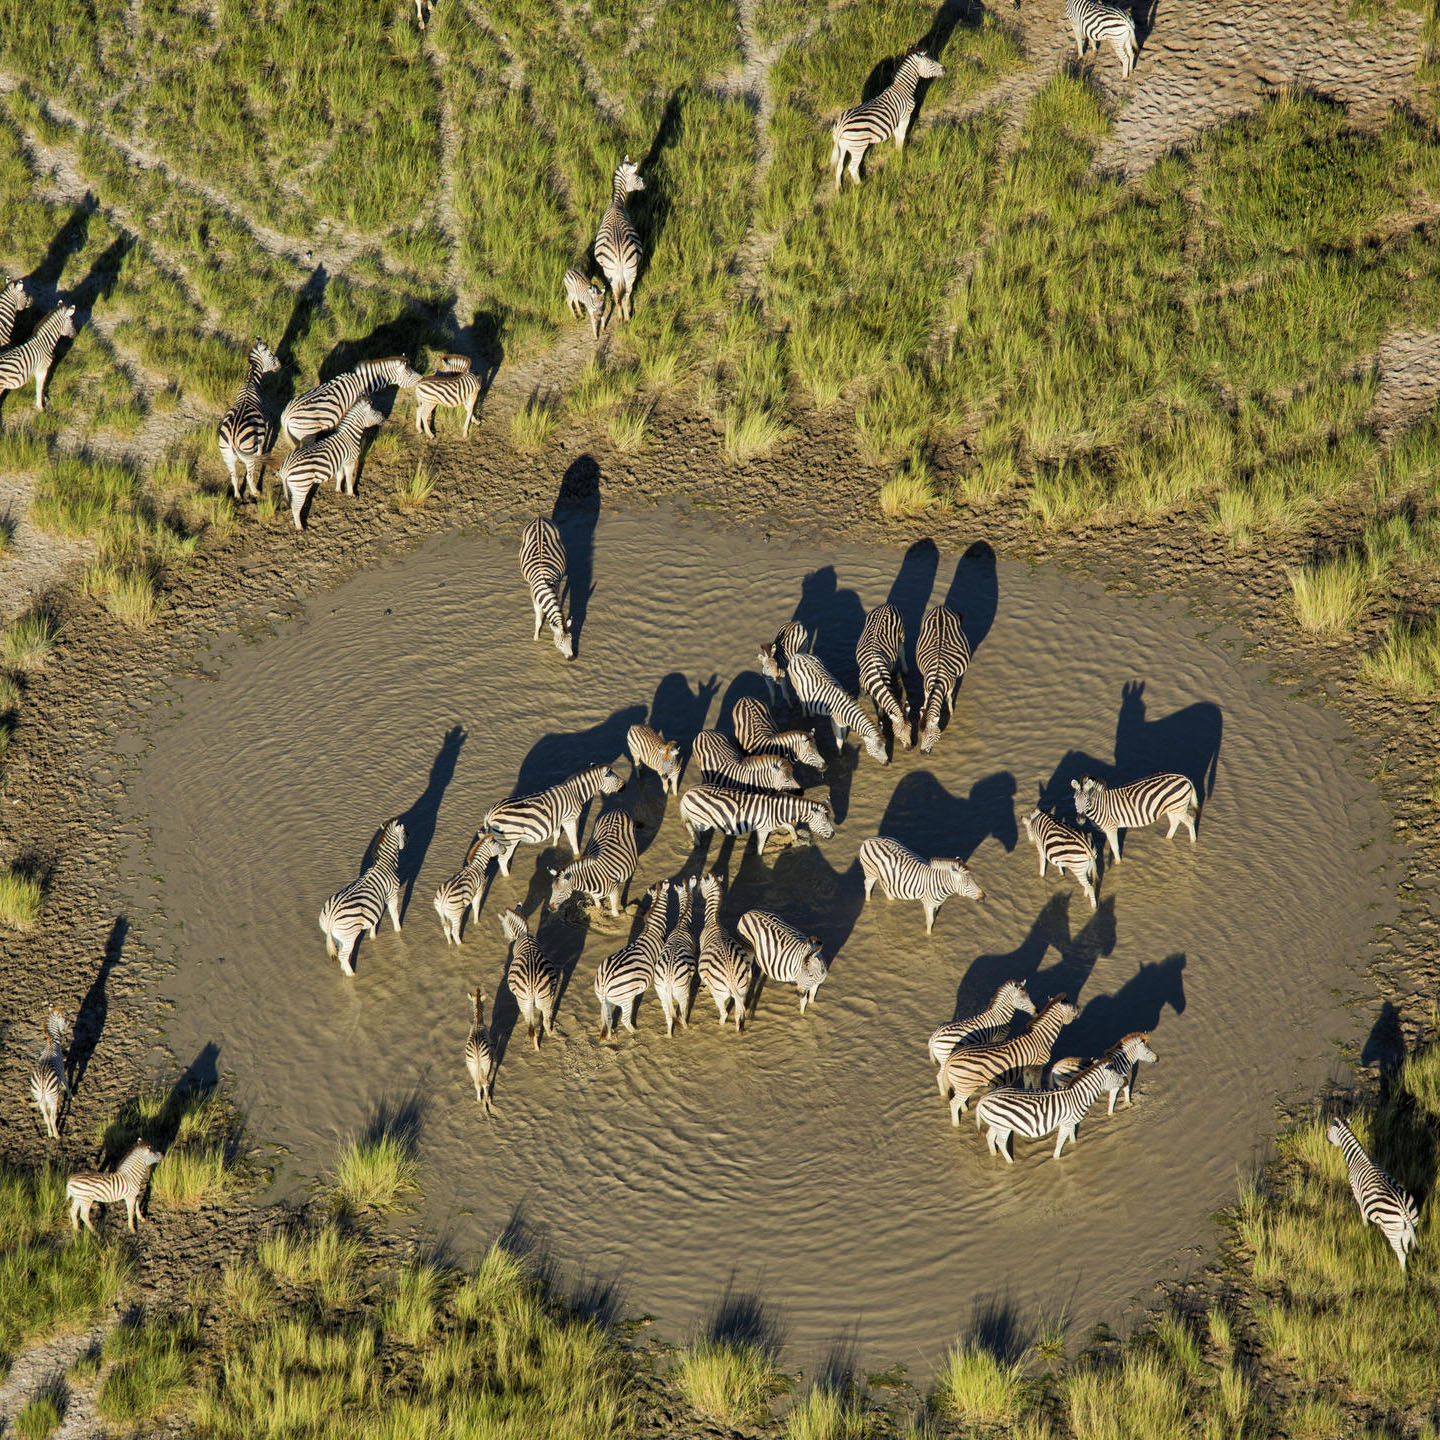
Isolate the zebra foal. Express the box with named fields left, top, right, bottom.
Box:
left=976, top=1057, right=1126, bottom=1161
left=547, top=808, right=638, bottom=916
left=732, top=696, right=824, bottom=769
left=483, top=762, right=625, bottom=874
left=698, top=872, right=753, bottom=1030
left=433, top=832, right=501, bottom=944
left=939, top=995, right=1077, bottom=1121
left=1066, top=0, right=1139, bottom=77
left=927, top=981, right=1036, bottom=1068
left=520, top=517, right=574, bottom=660
left=278, top=398, right=383, bottom=530
left=916, top=605, right=970, bottom=754
left=627, top=722, right=683, bottom=795
left=1023, top=807, right=1098, bottom=910
left=500, top=906, right=560, bottom=1048
left=0, top=303, right=75, bottom=411
left=0, top=278, right=31, bottom=347
left=655, top=877, right=699, bottom=1036
left=68, top=1142, right=164, bottom=1233
left=29, top=1006, right=71, bottom=1139
left=465, top=990, right=497, bottom=1114
left=595, top=882, right=668, bottom=1038
left=594, top=157, right=644, bottom=324
left=856, top=604, right=910, bottom=748
left=693, top=730, right=799, bottom=793
left=1328, top=1117, right=1420, bottom=1272
left=738, top=910, right=827, bottom=1012
left=318, top=818, right=405, bottom=975
left=858, top=835, right=984, bottom=936
left=679, top=783, right=834, bottom=855
left=218, top=338, right=281, bottom=499
left=831, top=51, right=944, bottom=188
left=787, top=652, right=888, bottom=764
left=281, top=356, right=421, bottom=444
left=1071, top=772, right=1198, bottom=864
left=564, top=268, right=606, bottom=338
left=414, top=355, right=482, bottom=438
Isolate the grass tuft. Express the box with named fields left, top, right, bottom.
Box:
left=13, top=1391, right=63, bottom=1440
left=330, top=1131, right=418, bottom=1214
left=97, top=1311, right=198, bottom=1424
left=3, top=613, right=57, bottom=673
left=674, top=1339, right=782, bottom=1425
left=785, top=1385, right=870, bottom=1439
left=510, top=396, right=559, bottom=452
left=1287, top=554, right=1368, bottom=634
left=722, top=406, right=789, bottom=464
left=391, top=461, right=436, bottom=511
left=878, top=458, right=939, bottom=519
left=933, top=1340, right=1029, bottom=1426
left=606, top=403, right=653, bottom=455
left=0, top=867, right=43, bottom=929
left=1360, top=614, right=1440, bottom=697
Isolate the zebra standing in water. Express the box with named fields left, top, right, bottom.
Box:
left=856, top=604, right=910, bottom=749
left=594, top=882, right=668, bottom=1038
left=692, top=731, right=799, bottom=793
left=1065, top=0, right=1139, bottom=77
left=594, top=157, right=644, bottom=324
left=916, top=605, right=971, bottom=754
left=1328, top=1117, right=1420, bottom=1272
left=29, top=1006, right=71, bottom=1139
left=414, top=354, right=483, bottom=439
left=464, top=990, right=497, bottom=1114
left=654, top=877, right=699, bottom=1036
left=738, top=910, right=828, bottom=1013
left=280, top=356, right=421, bottom=444
left=499, top=907, right=560, bottom=1048
left=858, top=835, right=985, bottom=935
left=627, top=722, right=683, bottom=795
left=519, top=517, right=575, bottom=660
left=218, top=339, right=281, bottom=500
left=679, top=784, right=834, bottom=855
left=1022, top=807, right=1099, bottom=910
left=0, top=303, right=75, bottom=410
left=0, top=278, right=31, bottom=347
left=563, top=268, right=606, bottom=338
left=698, top=872, right=753, bottom=1030
left=759, top=621, right=810, bottom=705
left=1043, top=1034, right=1157, bottom=1111
left=830, top=51, right=945, bottom=188
left=433, top=832, right=501, bottom=944
left=976, top=1057, right=1127, bottom=1161
left=927, top=981, right=1037, bottom=1068
left=318, top=818, right=406, bottom=976
left=1071, top=773, right=1199, bottom=863
left=732, top=697, right=825, bottom=769
left=787, top=653, right=889, bottom=764
left=483, top=762, right=625, bottom=874
left=546, top=809, right=639, bottom=916
left=278, top=399, right=384, bottom=530
left=939, top=996, right=1078, bottom=1121
left=67, top=1142, right=164, bottom=1233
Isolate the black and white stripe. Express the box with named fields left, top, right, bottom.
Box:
left=655, top=877, right=699, bottom=1036
left=627, top=722, right=683, bottom=795
left=0, top=278, right=31, bottom=347
left=594, top=882, right=668, bottom=1037
left=737, top=910, right=827, bottom=1012
left=787, top=652, right=888, bottom=764
left=1328, top=1117, right=1420, bottom=1272
left=433, top=832, right=501, bottom=944
left=939, top=996, right=1078, bottom=1121
left=1066, top=0, right=1139, bottom=77
left=414, top=356, right=482, bottom=439
left=547, top=808, right=638, bottom=916
left=218, top=338, right=281, bottom=499
left=915, top=605, right=970, bottom=754
left=1071, top=772, right=1198, bottom=863
left=499, top=906, right=560, bottom=1049
left=698, top=872, right=754, bottom=1030
left=280, top=356, right=422, bottom=444
left=1042, top=1033, right=1157, bottom=1112
left=975, top=1057, right=1126, bottom=1161
left=758, top=621, right=810, bottom=705
left=67, top=1142, right=164, bottom=1233
left=278, top=398, right=383, bottom=530
left=318, top=818, right=405, bottom=976
left=830, top=51, right=945, bottom=188
left=1023, top=807, right=1099, bottom=910
left=594, top=157, right=645, bottom=324
left=732, top=696, right=824, bottom=769
left=519, top=517, right=574, bottom=660
left=564, top=268, right=606, bottom=338
left=858, top=835, right=984, bottom=936
left=692, top=730, right=799, bottom=793
left=678, top=783, right=834, bottom=855
left=856, top=604, right=911, bottom=749
left=465, top=990, right=496, bottom=1113
left=29, top=1006, right=70, bottom=1140
left=483, top=762, right=625, bottom=875
left=0, top=304, right=75, bottom=410
left=927, top=981, right=1036, bottom=1068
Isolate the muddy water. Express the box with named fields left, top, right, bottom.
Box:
left=130, top=504, right=1393, bottom=1373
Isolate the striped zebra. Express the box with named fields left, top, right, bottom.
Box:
left=692, top=730, right=799, bottom=793
left=976, top=1057, right=1127, bottom=1161
left=732, top=697, right=824, bottom=769
left=519, top=517, right=574, bottom=660
left=1066, top=0, right=1139, bottom=77
left=758, top=621, right=810, bottom=705
left=737, top=910, right=827, bottom=1012
left=1071, top=772, right=1198, bottom=864
left=280, top=356, right=422, bottom=444
left=939, top=995, right=1078, bottom=1122
left=318, top=818, right=405, bottom=976
left=1022, top=808, right=1099, bottom=910
left=465, top=990, right=497, bottom=1114
left=433, top=832, right=502, bottom=944
left=627, top=722, right=683, bottom=795
left=594, top=157, right=645, bottom=324
left=0, top=278, right=31, bottom=347
left=482, top=762, right=625, bottom=875
left=595, top=882, right=668, bottom=1037
left=1328, top=1117, right=1420, bottom=1271
left=278, top=399, right=383, bottom=531
left=830, top=50, right=945, bottom=188
left=67, top=1142, right=164, bottom=1233
left=563, top=268, right=606, bottom=338
left=858, top=835, right=984, bottom=936
left=655, top=877, right=699, bottom=1036
left=1042, top=1033, right=1157, bottom=1112
left=0, top=303, right=75, bottom=410
left=915, top=605, right=971, bottom=754
left=787, top=652, right=888, bottom=764
left=546, top=808, right=638, bottom=916
left=679, top=783, right=834, bottom=855
left=856, top=604, right=910, bottom=749
left=499, top=906, right=560, bottom=1048
left=29, top=1006, right=70, bottom=1140
left=698, top=871, right=753, bottom=1030
left=414, top=355, right=482, bottom=439
left=218, top=339, right=281, bottom=499
left=927, top=981, right=1036, bottom=1068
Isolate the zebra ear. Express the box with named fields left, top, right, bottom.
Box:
left=547, top=867, right=559, bottom=877
left=1070, top=778, right=1081, bottom=793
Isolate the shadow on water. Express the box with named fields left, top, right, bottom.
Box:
left=536, top=904, right=592, bottom=1025
left=945, top=540, right=999, bottom=659
left=729, top=841, right=866, bottom=968
left=396, top=725, right=466, bottom=919
left=791, top=566, right=867, bottom=689
left=879, top=769, right=1018, bottom=862
left=1066, top=952, right=1186, bottom=1058
left=650, top=670, right=720, bottom=752
left=552, top=455, right=601, bottom=653
left=966, top=1294, right=1031, bottom=1364
left=1362, top=1000, right=1406, bottom=1092
left=361, top=1090, right=425, bottom=1153
left=886, top=539, right=938, bottom=712
left=1113, top=680, right=1223, bottom=803
left=71, top=916, right=126, bottom=1093
left=701, top=1277, right=786, bottom=1357
left=513, top=703, right=644, bottom=799
left=102, top=1041, right=226, bottom=1161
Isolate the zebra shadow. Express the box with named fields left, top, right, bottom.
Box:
left=633, top=87, right=689, bottom=288
left=512, top=703, right=643, bottom=801
left=886, top=537, right=940, bottom=712
left=98, top=1041, right=232, bottom=1163
left=945, top=539, right=998, bottom=660
left=26, top=195, right=95, bottom=297
left=487, top=973, right=522, bottom=1073
left=462, top=306, right=504, bottom=397
left=1113, top=680, right=1223, bottom=806
left=879, top=768, right=1019, bottom=865
left=498, top=1202, right=630, bottom=1327
left=1039, top=748, right=1115, bottom=816
left=552, top=453, right=600, bottom=655
left=1361, top=1000, right=1406, bottom=1093
left=1065, top=953, right=1186, bottom=1064
left=964, top=1293, right=1032, bottom=1365
left=789, top=565, right=867, bottom=692
left=320, top=303, right=446, bottom=382
left=651, top=670, right=721, bottom=755
left=395, top=724, right=466, bottom=922
left=714, top=671, right=771, bottom=735
left=534, top=899, right=591, bottom=1031
left=274, top=261, right=329, bottom=408
left=70, top=915, right=127, bottom=1094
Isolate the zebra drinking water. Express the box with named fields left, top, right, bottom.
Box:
left=787, top=652, right=888, bottom=764
left=546, top=809, right=639, bottom=916
left=732, top=697, right=824, bottom=769
left=519, top=517, right=575, bottom=660
left=830, top=51, right=945, bottom=188
left=218, top=339, right=281, bottom=499
left=679, top=784, right=834, bottom=855
left=738, top=910, right=828, bottom=1012
left=916, top=605, right=970, bottom=754
left=858, top=835, right=985, bottom=935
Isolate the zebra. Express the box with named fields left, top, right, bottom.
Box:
left=975, top=1057, right=1127, bottom=1162
left=0, top=278, right=31, bottom=347
left=433, top=832, right=502, bottom=944
left=547, top=809, right=638, bottom=916
left=654, top=877, right=699, bottom=1036
left=500, top=906, right=560, bottom=1048
left=858, top=835, right=985, bottom=936
left=1041, top=1033, right=1157, bottom=1112
left=692, top=730, right=800, bottom=793
left=927, top=981, right=1037, bottom=1068
left=520, top=517, right=574, bottom=660
left=1328, top=1117, right=1420, bottom=1271
left=830, top=51, right=945, bottom=188
left=1022, top=808, right=1099, bottom=910
left=1071, top=772, right=1199, bottom=864
left=758, top=621, right=810, bottom=705
left=856, top=604, right=910, bottom=749
left=67, top=1142, right=164, bottom=1234
left=698, top=871, right=754, bottom=1030
left=29, top=1006, right=71, bottom=1140
left=482, top=762, right=625, bottom=874
left=915, top=606, right=971, bottom=755
left=679, top=783, right=834, bottom=856
left=732, top=697, right=824, bottom=769
left=594, top=157, right=644, bottom=324
left=787, top=652, right=888, bottom=764
left=414, top=356, right=482, bottom=439
left=280, top=356, right=422, bottom=445
left=594, top=882, right=667, bottom=1037
left=939, top=995, right=1078, bottom=1122
left=737, top=910, right=827, bottom=1012
left=1066, top=0, right=1139, bottom=77
left=465, top=990, right=497, bottom=1114
left=0, top=303, right=75, bottom=411
left=563, top=268, right=606, bottom=339
left=278, top=399, right=383, bottom=531
left=318, top=818, right=405, bottom=976
left=627, top=722, right=683, bottom=795
left=218, top=338, right=281, bottom=499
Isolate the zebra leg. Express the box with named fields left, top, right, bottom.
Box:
left=622, top=997, right=639, bottom=1034
left=387, top=886, right=402, bottom=932
left=894, top=115, right=910, bottom=150
left=1054, top=1125, right=1076, bottom=1159
left=532, top=600, right=544, bottom=641
left=862, top=874, right=875, bottom=902
left=922, top=900, right=938, bottom=936
left=1184, top=808, right=1198, bottom=843
left=499, top=843, right=517, bottom=876
left=562, top=814, right=581, bottom=853
left=244, top=459, right=262, bottom=499
left=462, top=392, right=479, bottom=438
left=1072, top=24, right=1085, bottom=58
left=338, top=936, right=359, bottom=977
left=35, top=364, right=49, bottom=410
left=848, top=149, right=864, bottom=185
left=1080, top=870, right=1098, bottom=911
left=598, top=1002, right=612, bottom=1039
left=753, top=827, right=772, bottom=857
left=1106, top=828, right=1121, bottom=864
left=949, top=1091, right=966, bottom=1126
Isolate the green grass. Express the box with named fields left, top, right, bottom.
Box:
left=510, top=396, right=560, bottom=453
left=100, top=1083, right=242, bottom=1210
left=97, top=1311, right=199, bottom=1424
left=329, top=1130, right=419, bottom=1214
left=0, top=867, right=43, bottom=928
left=722, top=405, right=789, bottom=464
left=673, top=1338, right=783, bottom=1425
left=2, top=612, right=57, bottom=673
left=1287, top=554, right=1369, bottom=634
left=392, top=460, right=437, bottom=511
left=932, top=1340, right=1028, bottom=1426
left=1360, top=614, right=1440, bottom=696
left=785, top=1384, right=870, bottom=1440
left=877, top=458, right=938, bottom=519
left=605, top=402, right=653, bottom=454
left=13, top=1389, right=63, bottom=1440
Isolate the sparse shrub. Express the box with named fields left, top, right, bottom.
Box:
left=392, top=461, right=436, bottom=511
left=510, top=397, right=559, bottom=452
left=785, top=1384, right=870, bottom=1440
left=3, top=613, right=57, bottom=673
left=722, top=406, right=788, bottom=463
left=330, top=1132, right=418, bottom=1213
left=104, top=571, right=161, bottom=628
left=674, top=1339, right=782, bottom=1425
left=1287, top=554, right=1367, bottom=634
left=13, top=1391, right=62, bottom=1440
left=97, top=1312, right=198, bottom=1423
left=606, top=403, right=653, bottom=455
left=933, top=1340, right=1028, bottom=1426
left=0, top=868, right=43, bottom=928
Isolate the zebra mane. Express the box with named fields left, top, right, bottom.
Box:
left=364, top=818, right=404, bottom=865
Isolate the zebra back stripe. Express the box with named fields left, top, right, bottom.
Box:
left=939, top=997, right=1078, bottom=1118
left=500, top=907, right=560, bottom=1048
left=627, top=722, right=683, bottom=795
left=218, top=339, right=281, bottom=498
left=1065, top=0, right=1139, bottom=75
left=678, top=783, right=835, bottom=851
left=0, top=304, right=76, bottom=406
left=594, top=158, right=644, bottom=322
left=693, top=730, right=799, bottom=793
left=927, top=981, right=1036, bottom=1068
left=916, top=605, right=970, bottom=753
left=1328, top=1118, right=1420, bottom=1270
left=856, top=604, right=910, bottom=746
left=698, top=873, right=753, bottom=1029
left=547, top=809, right=638, bottom=915
left=0, top=279, right=31, bottom=347
left=732, top=697, right=824, bottom=769
left=520, top=517, right=574, bottom=659
left=281, top=356, right=421, bottom=443
left=787, top=652, right=888, bottom=764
